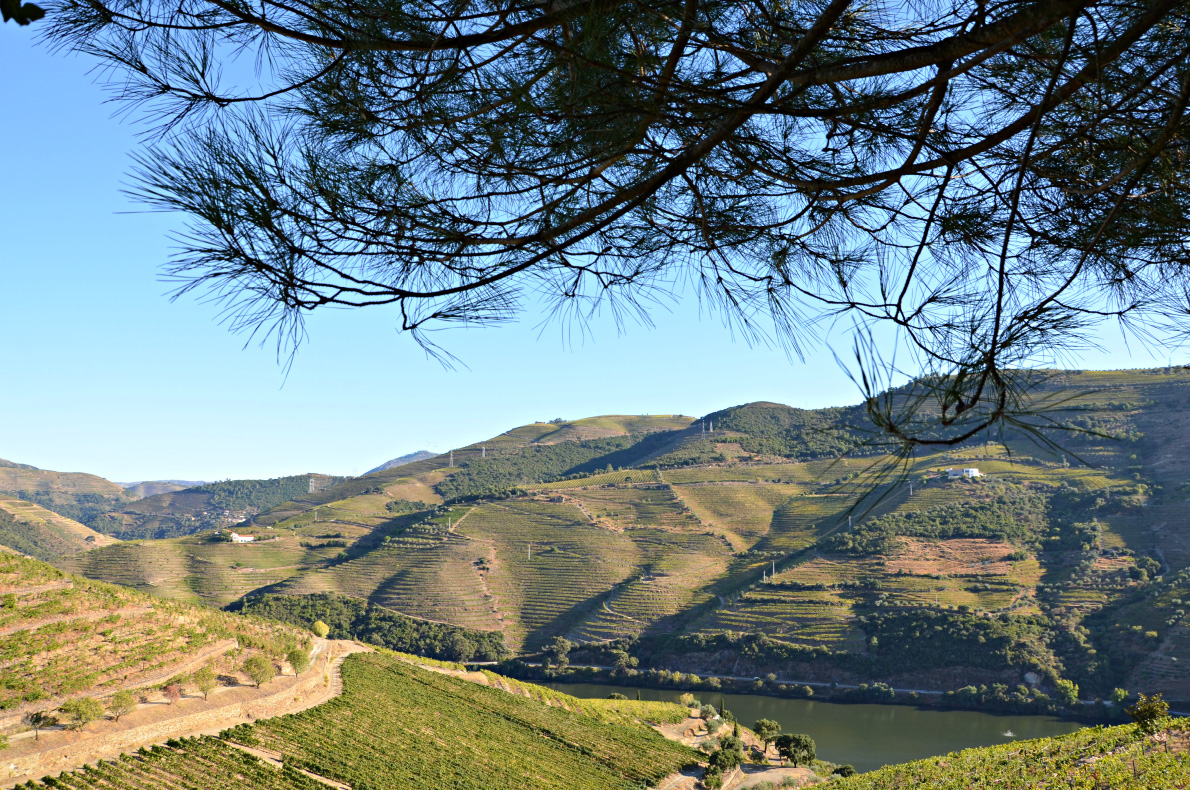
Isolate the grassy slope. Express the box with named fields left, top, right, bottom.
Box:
left=0, top=554, right=306, bottom=712
left=0, top=493, right=117, bottom=560
left=59, top=372, right=1190, bottom=696
left=20, top=650, right=695, bottom=790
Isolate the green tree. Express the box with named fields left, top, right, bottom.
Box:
left=1055, top=679, right=1080, bottom=707
left=23, top=711, right=57, bottom=741
left=193, top=665, right=218, bottom=701
left=287, top=648, right=311, bottom=675
left=60, top=698, right=105, bottom=731
left=541, top=637, right=572, bottom=670
left=311, top=620, right=330, bottom=639
left=243, top=655, right=277, bottom=689
left=39, top=0, right=1190, bottom=451
left=1126, top=692, right=1170, bottom=736
left=107, top=690, right=137, bottom=723
left=1110, top=688, right=1130, bottom=707
left=753, top=719, right=782, bottom=756
left=678, top=693, right=697, bottom=708
left=774, top=734, right=816, bottom=767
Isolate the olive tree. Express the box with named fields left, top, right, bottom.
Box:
left=60, top=698, right=105, bottom=731
left=243, top=655, right=277, bottom=689
left=192, top=664, right=218, bottom=701
left=107, top=690, right=137, bottom=722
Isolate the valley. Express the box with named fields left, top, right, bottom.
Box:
left=4, top=369, right=1190, bottom=786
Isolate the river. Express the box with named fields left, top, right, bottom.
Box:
left=542, top=680, right=1084, bottom=772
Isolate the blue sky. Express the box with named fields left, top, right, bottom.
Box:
left=0, top=26, right=1169, bottom=483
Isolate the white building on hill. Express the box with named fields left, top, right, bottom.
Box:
left=946, top=467, right=983, bottom=480
left=228, top=531, right=255, bottom=543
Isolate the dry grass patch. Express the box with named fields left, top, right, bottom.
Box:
left=885, top=538, right=1018, bottom=577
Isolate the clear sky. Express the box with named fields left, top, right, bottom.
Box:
left=0, top=25, right=1170, bottom=483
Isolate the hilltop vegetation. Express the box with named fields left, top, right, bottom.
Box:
left=99, top=474, right=346, bottom=539
left=234, top=592, right=510, bottom=661
left=56, top=369, right=1190, bottom=708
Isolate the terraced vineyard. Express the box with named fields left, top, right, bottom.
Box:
left=232, top=652, right=697, bottom=790
left=671, top=481, right=804, bottom=548
left=459, top=501, right=639, bottom=649
left=0, top=494, right=117, bottom=560
left=0, top=554, right=306, bottom=713
left=18, top=652, right=696, bottom=790
left=48, top=370, right=1190, bottom=703
left=59, top=532, right=322, bottom=606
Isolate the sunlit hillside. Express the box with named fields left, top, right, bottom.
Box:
left=57, top=370, right=1190, bottom=703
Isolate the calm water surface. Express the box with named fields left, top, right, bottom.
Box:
left=543, top=681, right=1084, bottom=772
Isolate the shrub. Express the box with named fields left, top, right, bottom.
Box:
left=312, top=620, right=330, bottom=638
left=1126, top=692, right=1170, bottom=736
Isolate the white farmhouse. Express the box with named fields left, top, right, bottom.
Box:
left=228, top=531, right=256, bottom=544
left=946, top=467, right=983, bottom=480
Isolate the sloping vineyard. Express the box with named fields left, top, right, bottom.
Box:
left=236, top=652, right=697, bottom=790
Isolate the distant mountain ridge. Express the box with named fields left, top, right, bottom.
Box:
left=366, top=450, right=436, bottom=475
left=118, top=480, right=208, bottom=499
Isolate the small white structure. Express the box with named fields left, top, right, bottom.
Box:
left=229, top=531, right=255, bottom=544
left=946, top=467, right=983, bottom=480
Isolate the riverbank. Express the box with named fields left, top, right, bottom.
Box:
left=537, top=678, right=1085, bottom=773
left=485, top=661, right=1142, bottom=724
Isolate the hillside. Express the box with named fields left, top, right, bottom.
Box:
left=0, top=494, right=117, bottom=560
left=98, top=474, right=347, bottom=540
left=840, top=719, right=1189, bottom=789
left=0, top=554, right=309, bottom=724
left=60, top=370, right=1190, bottom=706
left=0, top=459, right=130, bottom=534
left=11, top=649, right=697, bottom=790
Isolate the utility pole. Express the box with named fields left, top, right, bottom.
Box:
left=848, top=514, right=853, bottom=528
left=909, top=481, right=914, bottom=496
left=772, top=560, right=776, bottom=578
left=482, top=446, right=486, bottom=458
left=449, top=450, right=454, bottom=467
left=527, top=542, right=532, bottom=561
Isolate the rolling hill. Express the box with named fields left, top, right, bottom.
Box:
left=0, top=494, right=117, bottom=560
left=0, top=459, right=131, bottom=534
left=96, top=474, right=347, bottom=540
left=58, top=369, right=1190, bottom=707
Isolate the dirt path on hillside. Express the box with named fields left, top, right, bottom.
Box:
left=1, top=640, right=369, bottom=788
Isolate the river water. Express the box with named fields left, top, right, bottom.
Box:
left=542, top=680, right=1084, bottom=772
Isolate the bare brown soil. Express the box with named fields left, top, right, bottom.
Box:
left=885, top=538, right=1016, bottom=576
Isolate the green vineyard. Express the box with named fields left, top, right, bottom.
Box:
left=236, top=652, right=697, bottom=790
